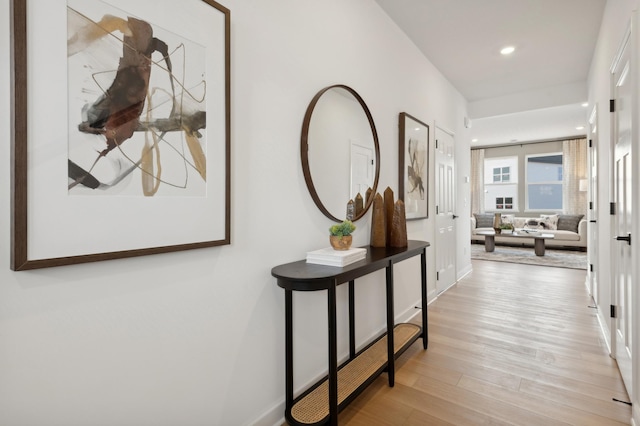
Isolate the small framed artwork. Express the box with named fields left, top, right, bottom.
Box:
left=399, top=112, right=429, bottom=219
left=11, top=0, right=231, bottom=270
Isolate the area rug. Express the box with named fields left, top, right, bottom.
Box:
left=470, top=243, right=587, bottom=270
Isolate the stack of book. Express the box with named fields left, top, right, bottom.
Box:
left=306, top=247, right=367, bottom=267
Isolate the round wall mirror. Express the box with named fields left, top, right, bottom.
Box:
left=301, top=85, right=380, bottom=222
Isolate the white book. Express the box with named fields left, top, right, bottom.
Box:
left=306, top=251, right=367, bottom=263
left=306, top=254, right=366, bottom=267
left=306, top=247, right=367, bottom=266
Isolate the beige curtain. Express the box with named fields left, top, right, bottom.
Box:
left=471, top=148, right=485, bottom=215
left=562, top=138, right=588, bottom=216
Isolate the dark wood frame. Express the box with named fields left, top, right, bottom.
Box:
left=300, top=84, right=381, bottom=222
left=10, top=0, right=231, bottom=270
left=398, top=112, right=429, bottom=220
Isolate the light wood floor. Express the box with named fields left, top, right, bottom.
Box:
left=338, top=259, right=632, bottom=425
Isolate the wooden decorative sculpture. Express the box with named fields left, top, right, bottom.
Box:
left=346, top=199, right=355, bottom=221
left=384, top=187, right=395, bottom=244
left=355, top=193, right=364, bottom=217
left=370, top=193, right=387, bottom=247
left=390, top=200, right=408, bottom=247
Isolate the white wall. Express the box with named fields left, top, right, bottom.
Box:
left=0, top=0, right=470, bottom=424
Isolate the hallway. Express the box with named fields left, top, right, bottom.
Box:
left=338, top=260, right=631, bottom=425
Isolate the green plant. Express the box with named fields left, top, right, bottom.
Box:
left=500, top=223, right=513, bottom=230
left=329, top=220, right=356, bottom=238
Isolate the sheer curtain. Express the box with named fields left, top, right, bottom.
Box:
left=471, top=148, right=485, bottom=215
left=562, top=138, right=588, bottom=215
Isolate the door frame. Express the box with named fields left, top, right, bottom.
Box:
left=434, top=124, right=457, bottom=294
left=587, top=104, right=598, bottom=304
left=630, top=12, right=640, bottom=422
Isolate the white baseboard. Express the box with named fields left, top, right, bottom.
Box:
left=242, top=399, right=285, bottom=426
left=595, top=306, right=611, bottom=355
left=457, top=263, right=473, bottom=281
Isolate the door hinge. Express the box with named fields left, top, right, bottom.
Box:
left=610, top=99, right=616, bottom=112
left=436, top=271, right=440, bottom=281
left=589, top=264, right=594, bottom=272
left=610, top=202, right=616, bottom=215
left=436, top=205, right=439, bottom=214
left=611, top=305, right=617, bottom=319
left=589, top=139, right=593, bottom=147
left=589, top=201, right=593, bottom=210
left=435, top=139, right=439, bottom=149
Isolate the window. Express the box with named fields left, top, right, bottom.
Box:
left=484, top=157, right=518, bottom=211
left=495, top=197, right=513, bottom=210
left=526, top=153, right=563, bottom=210
left=493, top=167, right=510, bottom=183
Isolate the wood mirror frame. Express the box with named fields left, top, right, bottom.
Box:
left=300, top=85, right=380, bottom=222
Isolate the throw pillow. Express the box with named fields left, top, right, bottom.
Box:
left=557, top=214, right=584, bottom=233
left=540, top=214, right=559, bottom=230
left=512, top=217, right=527, bottom=229
left=474, top=213, right=494, bottom=228
left=524, top=218, right=546, bottom=230
left=501, top=214, right=515, bottom=225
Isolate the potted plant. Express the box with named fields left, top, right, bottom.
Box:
left=329, top=220, right=356, bottom=250
left=500, top=223, right=514, bottom=234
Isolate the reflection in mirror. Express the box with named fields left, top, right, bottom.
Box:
left=301, top=85, right=380, bottom=222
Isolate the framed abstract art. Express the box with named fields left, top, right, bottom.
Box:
left=11, top=0, right=230, bottom=270
left=398, top=112, right=429, bottom=220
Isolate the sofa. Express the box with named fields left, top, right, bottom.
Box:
left=471, top=213, right=587, bottom=250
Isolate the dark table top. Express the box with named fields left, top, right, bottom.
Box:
left=271, top=240, right=430, bottom=291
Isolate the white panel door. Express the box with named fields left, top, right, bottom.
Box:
left=611, top=28, right=633, bottom=396
left=350, top=142, right=374, bottom=200
left=435, top=127, right=456, bottom=294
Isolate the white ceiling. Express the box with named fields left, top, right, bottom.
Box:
left=374, top=0, right=607, bottom=147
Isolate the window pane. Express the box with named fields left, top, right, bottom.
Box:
left=493, top=175, right=500, bottom=182
left=502, top=167, right=509, bottom=173
left=502, top=173, right=510, bottom=181
left=528, top=184, right=563, bottom=209
left=493, top=168, right=500, bottom=175
left=527, top=155, right=563, bottom=183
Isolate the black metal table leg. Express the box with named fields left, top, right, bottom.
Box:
left=284, top=289, right=294, bottom=421
left=328, top=283, right=338, bottom=425
left=421, top=249, right=428, bottom=349
left=349, top=280, right=355, bottom=359
left=386, top=263, right=395, bottom=387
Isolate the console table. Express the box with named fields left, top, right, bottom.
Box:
left=271, top=240, right=430, bottom=425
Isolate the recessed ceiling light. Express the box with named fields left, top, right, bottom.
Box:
left=581, top=102, right=589, bottom=107
left=471, top=138, right=478, bottom=142
left=576, top=126, right=585, bottom=130
left=500, top=46, right=515, bottom=55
